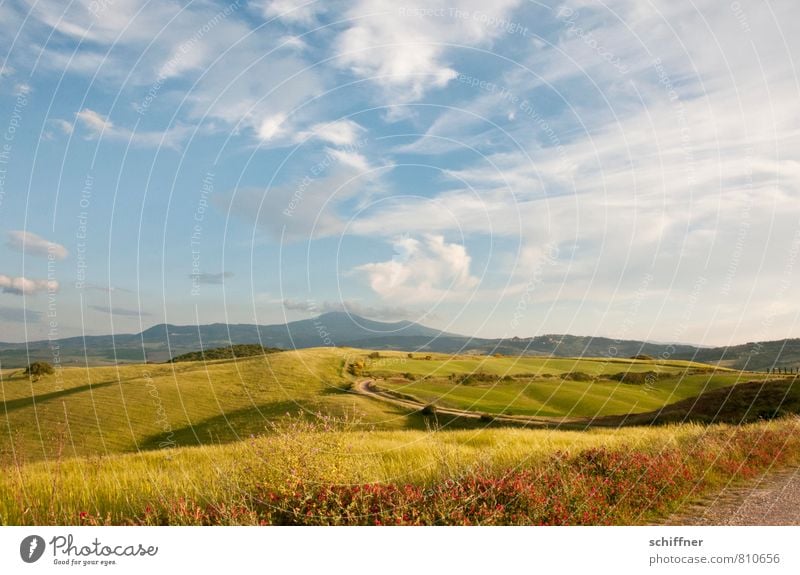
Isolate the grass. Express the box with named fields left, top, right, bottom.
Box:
left=378, top=372, right=781, bottom=418
left=361, top=351, right=781, bottom=418
left=1, top=415, right=797, bottom=525
left=0, top=348, right=413, bottom=463
left=2, top=348, right=799, bottom=525
left=364, top=352, right=717, bottom=378
left=0, top=348, right=792, bottom=465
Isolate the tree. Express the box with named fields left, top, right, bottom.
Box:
left=24, top=361, right=55, bottom=380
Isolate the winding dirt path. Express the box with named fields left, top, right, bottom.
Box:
left=351, top=378, right=584, bottom=427
left=354, top=379, right=800, bottom=525
left=665, top=467, right=800, bottom=525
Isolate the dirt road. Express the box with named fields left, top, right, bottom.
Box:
left=665, top=467, right=800, bottom=525
left=351, top=379, right=580, bottom=427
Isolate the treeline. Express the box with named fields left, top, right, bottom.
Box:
left=168, top=344, right=283, bottom=363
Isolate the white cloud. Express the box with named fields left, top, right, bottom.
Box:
left=222, top=144, right=381, bottom=240
left=356, top=235, right=479, bottom=303
left=76, top=108, right=112, bottom=133
left=335, top=0, right=521, bottom=99
left=305, top=120, right=364, bottom=146
left=256, top=0, right=322, bottom=24
left=6, top=231, right=69, bottom=260
left=325, top=148, right=370, bottom=172
left=0, top=275, right=58, bottom=296
left=189, top=272, right=234, bottom=285
left=257, top=113, right=288, bottom=141
left=51, top=118, right=74, bottom=134
left=74, top=107, right=190, bottom=149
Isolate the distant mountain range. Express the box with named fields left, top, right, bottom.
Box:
left=0, top=311, right=798, bottom=371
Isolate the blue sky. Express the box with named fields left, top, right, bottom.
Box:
left=0, top=0, right=798, bottom=345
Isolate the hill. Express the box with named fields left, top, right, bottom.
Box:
left=0, top=311, right=798, bottom=371
left=0, top=311, right=451, bottom=367
left=2, top=347, right=797, bottom=466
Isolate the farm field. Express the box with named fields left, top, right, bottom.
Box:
left=2, top=347, right=799, bottom=525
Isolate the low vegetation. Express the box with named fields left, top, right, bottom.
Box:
left=168, top=344, right=283, bottom=363
left=23, top=361, right=55, bottom=379
left=1, top=415, right=797, bottom=525
left=2, top=347, right=799, bottom=525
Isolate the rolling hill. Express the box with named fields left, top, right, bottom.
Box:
left=0, top=311, right=798, bottom=371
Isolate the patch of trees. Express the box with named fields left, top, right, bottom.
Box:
left=24, top=361, right=55, bottom=380
left=347, top=360, right=365, bottom=376
left=609, top=370, right=662, bottom=385
left=560, top=371, right=594, bottom=382
left=450, top=372, right=515, bottom=385
left=168, top=344, right=283, bottom=363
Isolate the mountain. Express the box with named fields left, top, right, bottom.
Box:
left=0, top=312, right=452, bottom=367
left=0, top=311, right=797, bottom=371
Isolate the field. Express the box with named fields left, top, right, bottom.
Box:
left=1, top=347, right=799, bottom=525
left=357, top=351, right=793, bottom=423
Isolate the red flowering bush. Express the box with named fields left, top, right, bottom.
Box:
left=121, top=418, right=800, bottom=526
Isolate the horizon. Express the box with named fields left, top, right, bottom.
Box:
left=0, top=0, right=798, bottom=348
left=0, top=309, right=791, bottom=349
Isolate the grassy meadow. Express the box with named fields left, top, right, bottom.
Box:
left=1, top=347, right=799, bottom=525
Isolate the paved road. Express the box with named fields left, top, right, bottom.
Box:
left=665, top=467, right=800, bottom=525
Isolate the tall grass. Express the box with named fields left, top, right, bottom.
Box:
left=2, top=415, right=798, bottom=525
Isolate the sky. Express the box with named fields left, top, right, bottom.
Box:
left=0, top=0, right=798, bottom=346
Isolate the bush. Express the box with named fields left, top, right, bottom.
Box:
left=609, top=371, right=660, bottom=385
left=347, top=360, right=365, bottom=376
left=420, top=404, right=437, bottom=416
left=368, top=352, right=381, bottom=359
left=24, top=361, right=55, bottom=378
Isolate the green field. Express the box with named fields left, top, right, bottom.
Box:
left=0, top=348, right=411, bottom=463
left=2, top=347, right=799, bottom=525
left=360, top=351, right=785, bottom=418
left=1, top=348, right=795, bottom=464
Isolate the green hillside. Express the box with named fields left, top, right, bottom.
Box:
left=2, top=348, right=797, bottom=467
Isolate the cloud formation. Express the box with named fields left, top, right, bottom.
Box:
left=335, top=0, right=522, bottom=99
left=74, top=108, right=190, bottom=149
left=190, top=272, right=234, bottom=285
left=6, top=231, right=68, bottom=260
left=0, top=275, right=58, bottom=295
left=356, top=235, right=479, bottom=303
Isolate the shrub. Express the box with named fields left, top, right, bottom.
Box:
left=368, top=352, right=381, bottom=359
left=24, top=361, right=55, bottom=379
left=420, top=404, right=437, bottom=416
left=347, top=360, right=365, bottom=376
left=609, top=371, right=660, bottom=385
